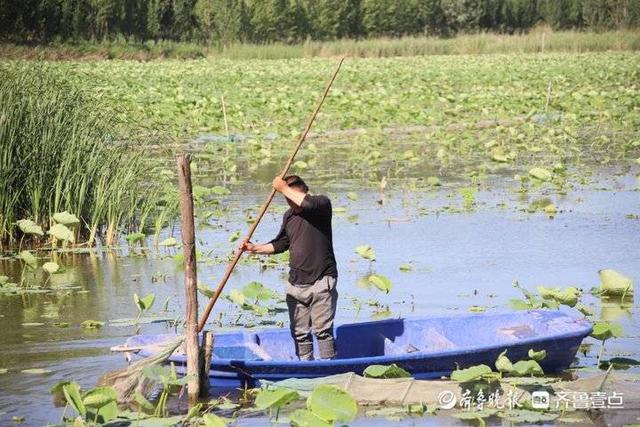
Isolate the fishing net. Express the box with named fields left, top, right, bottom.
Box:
left=99, top=337, right=185, bottom=404
left=263, top=370, right=640, bottom=411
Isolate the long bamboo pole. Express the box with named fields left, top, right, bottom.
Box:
left=197, top=57, right=344, bottom=332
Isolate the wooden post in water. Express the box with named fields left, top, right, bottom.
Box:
left=199, top=331, right=214, bottom=397
left=177, top=154, right=200, bottom=406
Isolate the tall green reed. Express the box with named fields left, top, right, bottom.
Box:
left=0, top=64, right=151, bottom=249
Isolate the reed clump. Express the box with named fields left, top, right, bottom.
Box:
left=0, top=65, right=152, bottom=249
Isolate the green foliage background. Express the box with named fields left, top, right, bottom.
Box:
left=1, top=0, right=639, bottom=45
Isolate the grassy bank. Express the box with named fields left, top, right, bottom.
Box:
left=1, top=30, right=639, bottom=60
left=0, top=66, right=158, bottom=249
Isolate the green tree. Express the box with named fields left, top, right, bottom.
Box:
left=361, top=0, right=391, bottom=36
left=497, top=0, right=538, bottom=32
left=440, top=0, right=484, bottom=33
left=250, top=0, right=299, bottom=42
left=194, top=0, right=215, bottom=42
left=397, top=0, right=425, bottom=35
left=344, top=0, right=364, bottom=37
left=414, top=0, right=448, bottom=35
left=607, top=0, right=640, bottom=29
left=147, top=0, right=174, bottom=38
left=196, top=0, right=251, bottom=45
left=306, top=0, right=350, bottom=39
left=537, top=0, right=584, bottom=29
left=582, top=0, right=612, bottom=29
left=288, top=0, right=308, bottom=41
left=91, top=0, right=126, bottom=40
left=122, top=0, right=148, bottom=38
left=172, top=0, right=196, bottom=40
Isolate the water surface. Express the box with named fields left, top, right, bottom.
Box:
left=0, top=171, right=638, bottom=425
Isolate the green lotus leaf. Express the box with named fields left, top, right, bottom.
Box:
left=17, top=219, right=43, bottom=236
left=599, top=269, right=633, bottom=296
left=307, top=384, right=357, bottom=423
left=450, top=364, right=492, bottom=382
left=363, top=363, right=411, bottom=379
left=48, top=223, right=74, bottom=242
left=355, top=245, right=376, bottom=261
left=254, top=387, right=299, bottom=410
left=53, top=211, right=80, bottom=225
left=42, top=262, right=60, bottom=274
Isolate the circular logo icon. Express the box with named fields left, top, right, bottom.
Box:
left=438, top=390, right=457, bottom=409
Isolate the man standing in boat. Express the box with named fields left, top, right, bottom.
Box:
left=240, top=175, right=338, bottom=361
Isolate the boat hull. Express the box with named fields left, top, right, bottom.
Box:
left=127, top=310, right=591, bottom=388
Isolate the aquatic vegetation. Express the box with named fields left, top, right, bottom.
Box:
left=16, top=220, right=43, bottom=237
left=509, top=281, right=582, bottom=310
left=528, top=349, right=546, bottom=362
left=220, top=281, right=283, bottom=323
left=49, top=223, right=74, bottom=244
left=598, top=269, right=634, bottom=299
left=54, top=382, right=119, bottom=424
left=536, top=285, right=581, bottom=307
left=529, top=167, right=553, bottom=182
left=458, top=187, right=477, bottom=210
left=305, top=384, right=358, bottom=424
left=1, top=52, right=634, bottom=194
left=1, top=52, right=638, bottom=426
left=450, top=364, right=493, bottom=382
left=53, top=212, right=80, bottom=226
left=134, top=293, right=156, bottom=328
left=81, top=320, right=105, bottom=329
left=355, top=245, right=376, bottom=262
left=159, top=237, right=178, bottom=247
left=254, top=388, right=299, bottom=421
left=202, top=413, right=228, bottom=427
left=125, top=232, right=146, bottom=246
left=363, top=364, right=411, bottom=379
left=142, top=365, right=191, bottom=417
left=82, top=387, right=119, bottom=424
left=598, top=357, right=640, bottom=370
left=367, top=274, right=393, bottom=294
left=495, top=350, right=514, bottom=373
left=42, top=262, right=60, bottom=274
left=17, top=251, right=37, bottom=269
left=134, top=293, right=156, bottom=313
left=455, top=351, right=546, bottom=383
left=591, top=322, right=623, bottom=343
left=398, top=263, right=412, bottom=272
left=509, top=360, right=544, bottom=377
left=0, top=65, right=152, bottom=250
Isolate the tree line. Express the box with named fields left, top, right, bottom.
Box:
left=1, top=0, right=638, bottom=44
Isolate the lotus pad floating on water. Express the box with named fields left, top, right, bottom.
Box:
left=599, top=269, right=634, bottom=296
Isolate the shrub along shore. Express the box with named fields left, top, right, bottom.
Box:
left=1, top=30, right=638, bottom=61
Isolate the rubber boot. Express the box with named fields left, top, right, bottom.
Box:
left=318, top=337, right=336, bottom=360
left=297, top=341, right=314, bottom=361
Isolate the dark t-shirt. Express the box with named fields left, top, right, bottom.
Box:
left=269, top=194, right=338, bottom=285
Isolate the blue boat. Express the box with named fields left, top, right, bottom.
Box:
left=125, top=310, right=591, bottom=388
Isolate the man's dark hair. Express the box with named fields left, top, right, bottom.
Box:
left=284, top=175, right=309, bottom=193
